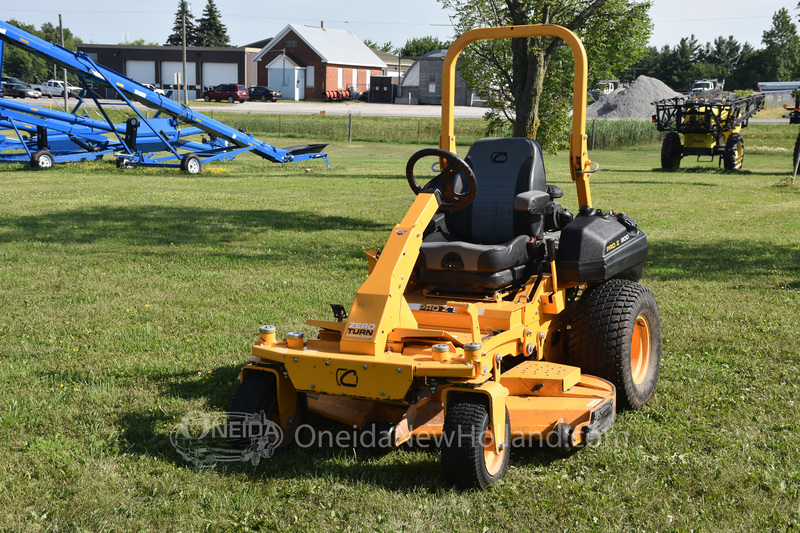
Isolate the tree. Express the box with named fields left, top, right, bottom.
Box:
left=364, top=40, right=396, bottom=53
left=399, top=36, right=451, bottom=57
left=195, top=0, right=231, bottom=47
left=761, top=8, right=800, bottom=80
left=440, top=0, right=652, bottom=152
left=165, top=1, right=198, bottom=46
left=1, top=19, right=82, bottom=82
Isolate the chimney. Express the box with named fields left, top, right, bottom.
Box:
left=321, top=21, right=324, bottom=29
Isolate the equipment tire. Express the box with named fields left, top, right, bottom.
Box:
left=227, top=371, right=282, bottom=457
left=441, top=395, right=510, bottom=489
left=180, top=153, right=202, bottom=174
left=660, top=132, right=682, bottom=170
left=793, top=131, right=800, bottom=173
left=723, top=133, right=744, bottom=171
left=31, top=149, right=54, bottom=169
left=568, top=279, right=661, bottom=410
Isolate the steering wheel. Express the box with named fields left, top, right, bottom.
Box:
left=406, top=148, right=477, bottom=211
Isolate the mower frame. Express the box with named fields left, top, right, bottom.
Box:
left=231, top=24, right=660, bottom=489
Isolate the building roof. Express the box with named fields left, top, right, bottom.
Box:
left=253, top=24, right=386, bottom=69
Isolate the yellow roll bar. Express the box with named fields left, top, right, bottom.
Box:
left=439, top=25, right=593, bottom=207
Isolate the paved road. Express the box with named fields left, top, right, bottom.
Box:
left=3, top=96, right=787, bottom=123
left=4, top=95, right=489, bottom=119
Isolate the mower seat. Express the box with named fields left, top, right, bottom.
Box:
left=418, top=137, right=558, bottom=293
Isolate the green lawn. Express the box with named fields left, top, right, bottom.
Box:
left=0, top=132, right=799, bottom=531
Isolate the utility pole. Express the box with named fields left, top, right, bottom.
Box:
left=59, top=14, right=68, bottom=109
left=182, top=2, right=191, bottom=105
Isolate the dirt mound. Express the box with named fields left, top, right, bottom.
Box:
left=587, top=76, right=682, bottom=119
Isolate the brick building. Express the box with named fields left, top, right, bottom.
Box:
left=252, top=24, right=386, bottom=101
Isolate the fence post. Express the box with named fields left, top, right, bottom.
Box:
left=278, top=115, right=282, bottom=138
left=348, top=113, right=353, bottom=142
left=591, top=119, right=596, bottom=151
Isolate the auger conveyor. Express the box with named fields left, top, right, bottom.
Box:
left=0, top=20, right=329, bottom=172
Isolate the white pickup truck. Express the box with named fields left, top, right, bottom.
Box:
left=35, top=80, right=82, bottom=98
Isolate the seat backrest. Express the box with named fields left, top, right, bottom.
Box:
left=447, top=137, right=547, bottom=244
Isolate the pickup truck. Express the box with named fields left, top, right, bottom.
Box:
left=35, top=80, right=82, bottom=98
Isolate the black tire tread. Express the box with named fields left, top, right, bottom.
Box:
left=441, top=395, right=510, bottom=489
left=568, top=279, right=661, bottom=410
left=723, top=132, right=744, bottom=171
left=661, top=132, right=682, bottom=170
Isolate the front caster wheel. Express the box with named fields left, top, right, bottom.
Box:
left=441, top=395, right=510, bottom=489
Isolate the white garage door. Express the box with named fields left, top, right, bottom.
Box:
left=125, top=60, right=155, bottom=84
left=202, top=63, right=238, bottom=87
left=161, top=61, right=197, bottom=100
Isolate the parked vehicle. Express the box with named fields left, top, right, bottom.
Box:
left=202, top=84, right=249, bottom=103
left=4, top=83, right=41, bottom=98
left=37, top=79, right=81, bottom=98
left=248, top=86, right=282, bottom=102
left=144, top=83, right=166, bottom=96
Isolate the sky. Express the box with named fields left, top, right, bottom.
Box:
left=3, top=1, right=798, bottom=50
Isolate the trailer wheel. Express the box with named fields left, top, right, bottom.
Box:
left=227, top=371, right=283, bottom=461
left=441, top=395, right=510, bottom=489
left=31, top=149, right=54, bottom=169
left=723, top=133, right=744, bottom=171
left=660, top=132, right=682, bottom=170
left=180, top=154, right=202, bottom=174
left=568, top=279, right=661, bottom=410
left=793, top=132, right=800, bottom=172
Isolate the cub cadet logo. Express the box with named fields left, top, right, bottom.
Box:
left=346, top=322, right=375, bottom=338
left=335, top=368, right=358, bottom=388
left=605, top=234, right=630, bottom=253
left=418, top=304, right=457, bottom=313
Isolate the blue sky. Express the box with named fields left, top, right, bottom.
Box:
left=3, top=1, right=797, bottom=49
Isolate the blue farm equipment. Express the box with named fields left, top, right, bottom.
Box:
left=0, top=20, right=329, bottom=172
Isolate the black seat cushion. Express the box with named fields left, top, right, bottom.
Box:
left=416, top=137, right=550, bottom=293
left=419, top=232, right=531, bottom=273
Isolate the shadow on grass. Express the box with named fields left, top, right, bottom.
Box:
left=647, top=239, right=800, bottom=282
left=0, top=205, right=391, bottom=246
left=111, top=363, right=564, bottom=491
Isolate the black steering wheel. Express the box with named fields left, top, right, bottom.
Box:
left=405, top=148, right=477, bottom=211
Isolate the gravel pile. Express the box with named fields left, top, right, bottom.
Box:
left=586, top=75, right=682, bottom=119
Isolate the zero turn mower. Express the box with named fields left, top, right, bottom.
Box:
left=653, top=92, right=764, bottom=171
left=228, top=25, right=661, bottom=489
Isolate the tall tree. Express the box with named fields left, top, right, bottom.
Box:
left=165, top=1, right=198, bottom=46
left=195, top=0, right=231, bottom=47
left=761, top=7, right=800, bottom=80
left=399, top=36, right=451, bottom=57
left=440, top=0, right=652, bottom=151
left=364, top=40, right=396, bottom=54
left=1, top=19, right=82, bottom=82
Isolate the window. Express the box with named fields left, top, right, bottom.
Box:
left=337, top=68, right=343, bottom=89
left=306, top=66, right=315, bottom=87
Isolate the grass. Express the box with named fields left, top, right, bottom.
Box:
left=1, top=126, right=799, bottom=531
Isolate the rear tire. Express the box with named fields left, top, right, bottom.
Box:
left=31, top=149, right=54, bottom=169
left=203, top=95, right=211, bottom=102
left=723, top=133, right=744, bottom=171
left=227, top=96, right=234, bottom=103
left=661, top=132, right=682, bottom=170
left=568, top=279, right=661, bottom=410
left=441, top=395, right=510, bottom=489
left=180, top=153, right=202, bottom=174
